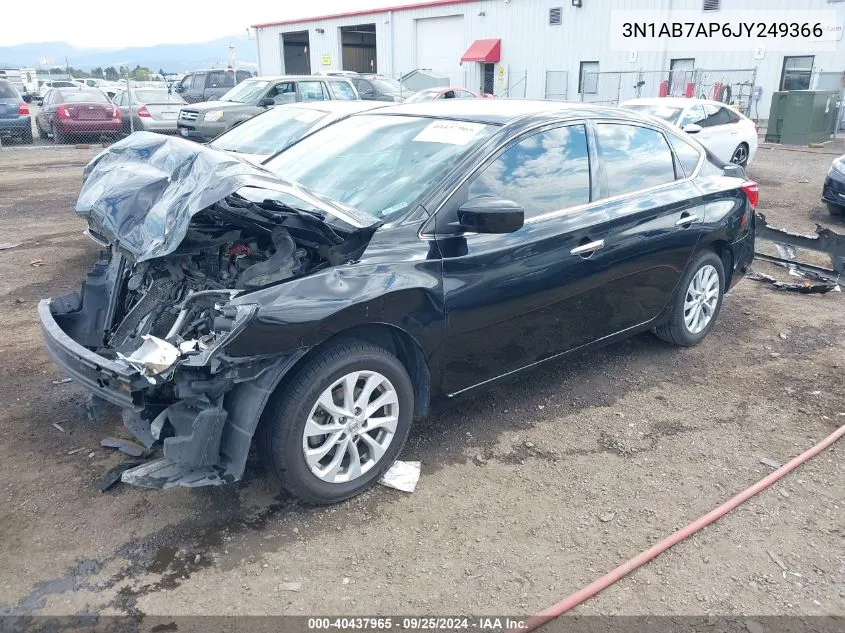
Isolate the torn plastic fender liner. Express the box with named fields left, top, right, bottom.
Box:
left=76, top=132, right=380, bottom=262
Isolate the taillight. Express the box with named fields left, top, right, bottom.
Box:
left=741, top=180, right=759, bottom=209
left=112, top=106, right=120, bottom=119
left=57, top=106, right=70, bottom=119
left=137, top=105, right=151, bottom=118
left=18, top=101, right=29, bottom=115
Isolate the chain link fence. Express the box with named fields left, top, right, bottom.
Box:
left=544, top=71, right=569, bottom=101
left=578, top=68, right=758, bottom=116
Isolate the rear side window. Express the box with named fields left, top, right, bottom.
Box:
left=206, top=71, right=234, bottom=89
left=328, top=80, right=357, bottom=100
left=667, top=132, right=702, bottom=177
left=0, top=81, right=17, bottom=98
left=469, top=124, right=591, bottom=219
left=702, top=104, right=736, bottom=127
left=298, top=81, right=327, bottom=101
left=596, top=124, right=675, bottom=197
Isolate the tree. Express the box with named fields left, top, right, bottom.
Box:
left=49, top=67, right=63, bottom=75
left=119, top=66, right=130, bottom=78
left=132, top=65, right=151, bottom=81
left=91, top=67, right=104, bottom=78
left=104, top=66, right=118, bottom=81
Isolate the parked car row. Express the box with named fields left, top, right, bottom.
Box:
left=40, top=97, right=758, bottom=505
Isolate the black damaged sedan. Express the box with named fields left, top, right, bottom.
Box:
left=39, top=100, right=757, bottom=504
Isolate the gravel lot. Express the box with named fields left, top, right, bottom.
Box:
left=0, top=142, right=843, bottom=619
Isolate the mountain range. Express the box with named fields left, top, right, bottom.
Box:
left=0, top=35, right=258, bottom=73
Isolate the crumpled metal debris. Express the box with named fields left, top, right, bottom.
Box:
left=99, top=460, right=144, bottom=492
left=100, top=436, right=148, bottom=457
left=378, top=460, right=421, bottom=493
left=116, top=335, right=180, bottom=382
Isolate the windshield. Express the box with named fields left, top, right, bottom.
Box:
left=623, top=104, right=684, bottom=124
left=371, top=78, right=405, bottom=93
left=404, top=89, right=439, bottom=103
left=220, top=80, right=270, bottom=103
left=134, top=89, right=184, bottom=104
left=264, top=114, right=496, bottom=218
left=57, top=90, right=110, bottom=103
left=210, top=106, right=328, bottom=155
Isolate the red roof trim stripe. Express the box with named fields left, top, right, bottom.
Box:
left=252, top=0, right=478, bottom=29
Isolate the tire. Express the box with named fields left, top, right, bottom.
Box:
left=654, top=250, right=725, bottom=347
left=52, top=124, right=67, bottom=144
left=20, top=128, right=33, bottom=144
left=827, top=203, right=844, bottom=217
left=259, top=339, right=414, bottom=505
left=730, top=143, right=749, bottom=167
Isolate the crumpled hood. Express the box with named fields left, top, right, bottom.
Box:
left=76, top=132, right=378, bottom=262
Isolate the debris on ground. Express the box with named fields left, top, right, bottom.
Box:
left=29, top=259, right=43, bottom=267
left=99, top=461, right=145, bottom=492
left=767, top=550, right=788, bottom=571
left=599, top=512, right=616, bottom=523
left=278, top=581, right=303, bottom=592
left=0, top=242, right=22, bottom=250
left=378, top=460, right=421, bottom=493
left=747, top=269, right=838, bottom=294
left=760, top=458, right=781, bottom=469
left=52, top=423, right=65, bottom=433
left=100, top=437, right=148, bottom=457
left=67, top=448, right=85, bottom=455
left=52, top=377, right=72, bottom=384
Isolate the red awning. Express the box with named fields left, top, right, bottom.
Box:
left=461, top=39, right=501, bottom=63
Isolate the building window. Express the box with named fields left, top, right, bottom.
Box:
left=579, top=61, right=599, bottom=95
left=780, top=56, right=814, bottom=91
left=702, top=0, right=720, bottom=10
left=549, top=7, right=562, bottom=25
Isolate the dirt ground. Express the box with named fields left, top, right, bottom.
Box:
left=0, top=142, right=843, bottom=620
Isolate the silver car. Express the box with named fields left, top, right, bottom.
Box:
left=115, top=88, right=186, bottom=135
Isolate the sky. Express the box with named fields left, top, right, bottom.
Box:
left=0, top=0, right=428, bottom=48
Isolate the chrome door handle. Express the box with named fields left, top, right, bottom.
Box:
left=570, top=239, right=605, bottom=255
left=676, top=214, right=699, bottom=226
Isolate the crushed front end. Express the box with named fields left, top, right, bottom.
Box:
left=38, top=133, right=379, bottom=490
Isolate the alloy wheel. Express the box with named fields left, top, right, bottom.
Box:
left=301, top=370, right=399, bottom=484
left=730, top=145, right=747, bottom=166
left=683, top=264, right=720, bottom=335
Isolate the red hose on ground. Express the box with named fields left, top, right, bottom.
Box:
left=516, top=423, right=845, bottom=633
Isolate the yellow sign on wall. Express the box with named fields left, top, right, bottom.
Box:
left=321, top=54, right=332, bottom=66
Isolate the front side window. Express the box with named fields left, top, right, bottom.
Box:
left=781, top=55, right=813, bottom=91
left=469, top=125, right=591, bottom=219
left=328, top=80, right=357, bottom=100
left=298, top=81, right=328, bottom=101
left=267, top=82, right=296, bottom=104
left=454, top=90, right=476, bottom=99
left=265, top=115, right=496, bottom=218
left=596, top=124, right=676, bottom=197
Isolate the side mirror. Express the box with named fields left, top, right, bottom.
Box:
left=682, top=123, right=702, bottom=134
left=457, top=196, right=524, bottom=234
left=259, top=97, right=274, bottom=107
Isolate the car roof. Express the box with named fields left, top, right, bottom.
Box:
left=280, top=101, right=387, bottom=114
left=621, top=97, right=731, bottom=109
left=371, top=99, right=652, bottom=125
left=248, top=75, right=354, bottom=83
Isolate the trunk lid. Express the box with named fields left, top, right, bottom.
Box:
left=0, top=98, right=19, bottom=119
left=66, top=102, right=111, bottom=121
left=143, top=102, right=181, bottom=121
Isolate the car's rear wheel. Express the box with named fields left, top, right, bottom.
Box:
left=730, top=143, right=749, bottom=167
left=20, top=127, right=33, bottom=144
left=52, top=124, right=66, bottom=144
left=827, top=203, right=844, bottom=217
left=259, top=339, right=414, bottom=505
left=654, top=250, right=725, bottom=347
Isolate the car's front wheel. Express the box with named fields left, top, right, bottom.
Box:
left=259, top=339, right=414, bottom=505
left=654, top=250, right=725, bottom=347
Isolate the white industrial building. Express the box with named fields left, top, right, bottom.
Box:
left=252, top=0, right=845, bottom=123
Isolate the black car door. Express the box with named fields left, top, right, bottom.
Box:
left=586, top=121, right=705, bottom=334
left=436, top=122, right=610, bottom=395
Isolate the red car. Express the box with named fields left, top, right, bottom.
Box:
left=403, top=87, right=491, bottom=103
left=35, top=88, right=121, bottom=143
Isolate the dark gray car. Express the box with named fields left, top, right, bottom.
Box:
left=171, top=69, right=254, bottom=104
left=176, top=75, right=359, bottom=143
